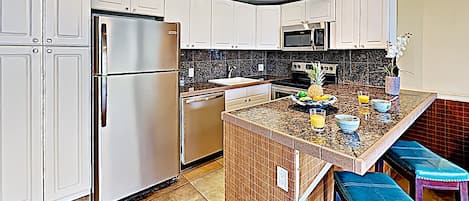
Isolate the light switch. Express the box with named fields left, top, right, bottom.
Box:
left=188, top=68, right=195, bottom=78
left=258, top=64, right=264, bottom=72
left=276, top=166, right=288, bottom=192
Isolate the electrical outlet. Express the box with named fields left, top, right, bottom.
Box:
left=258, top=64, right=264, bottom=72
left=276, top=166, right=288, bottom=192
left=188, top=68, right=194, bottom=78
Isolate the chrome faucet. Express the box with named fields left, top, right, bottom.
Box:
left=228, top=66, right=237, bottom=78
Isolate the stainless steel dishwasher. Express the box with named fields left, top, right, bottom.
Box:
left=181, top=92, right=225, bottom=165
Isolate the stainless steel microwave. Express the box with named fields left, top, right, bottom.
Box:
left=281, top=22, right=329, bottom=51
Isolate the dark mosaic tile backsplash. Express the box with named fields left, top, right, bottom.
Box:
left=180, top=49, right=391, bottom=87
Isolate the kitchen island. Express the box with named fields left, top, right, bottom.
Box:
left=222, top=84, right=437, bottom=201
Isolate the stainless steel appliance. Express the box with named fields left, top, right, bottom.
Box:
left=181, top=92, right=225, bottom=165
left=281, top=22, right=329, bottom=51
left=271, top=62, right=337, bottom=99
left=92, top=15, right=180, bottom=201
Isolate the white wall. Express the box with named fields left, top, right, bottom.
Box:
left=398, top=0, right=469, bottom=102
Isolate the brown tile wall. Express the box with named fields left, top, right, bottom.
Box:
left=224, top=121, right=335, bottom=201
left=401, top=99, right=469, bottom=170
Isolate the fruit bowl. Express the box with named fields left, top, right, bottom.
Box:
left=290, top=94, right=337, bottom=108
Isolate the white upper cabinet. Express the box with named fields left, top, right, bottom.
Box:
left=331, top=0, right=393, bottom=49
left=359, top=0, right=389, bottom=48
left=281, top=1, right=306, bottom=26
left=44, top=47, right=91, bottom=201
left=331, top=0, right=360, bottom=49
left=44, top=0, right=90, bottom=46
left=256, top=6, right=281, bottom=50
left=189, top=0, right=212, bottom=49
left=131, top=0, right=165, bottom=16
left=234, top=2, right=256, bottom=49
left=92, top=0, right=164, bottom=17
left=0, top=0, right=42, bottom=45
left=165, top=0, right=190, bottom=48
left=92, top=0, right=131, bottom=13
left=306, top=0, right=336, bottom=22
left=211, top=0, right=234, bottom=49
left=0, top=46, right=43, bottom=201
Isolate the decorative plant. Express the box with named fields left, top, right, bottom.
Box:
left=385, top=33, right=413, bottom=77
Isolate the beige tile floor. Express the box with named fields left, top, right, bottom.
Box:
left=77, top=156, right=456, bottom=201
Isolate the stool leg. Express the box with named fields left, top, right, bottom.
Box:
left=375, top=158, right=384, bottom=172
left=460, top=181, right=468, bottom=201
left=409, top=177, right=416, bottom=200
left=415, top=179, right=424, bottom=201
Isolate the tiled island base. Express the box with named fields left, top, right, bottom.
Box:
left=224, top=122, right=334, bottom=201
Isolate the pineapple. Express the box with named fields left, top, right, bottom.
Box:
left=307, top=63, right=325, bottom=98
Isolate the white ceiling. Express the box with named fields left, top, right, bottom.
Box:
left=234, top=0, right=300, bottom=5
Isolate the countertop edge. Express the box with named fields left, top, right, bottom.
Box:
left=354, top=92, right=438, bottom=175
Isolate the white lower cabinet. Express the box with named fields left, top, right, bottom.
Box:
left=0, top=46, right=43, bottom=201
left=225, top=84, right=271, bottom=111
left=0, top=46, right=91, bottom=201
left=44, top=47, right=91, bottom=201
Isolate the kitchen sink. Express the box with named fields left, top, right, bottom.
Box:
left=208, top=77, right=260, bottom=86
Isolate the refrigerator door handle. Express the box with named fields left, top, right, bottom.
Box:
left=101, top=23, right=109, bottom=127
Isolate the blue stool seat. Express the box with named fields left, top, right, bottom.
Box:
left=385, top=140, right=469, bottom=182
left=334, top=171, right=413, bottom=201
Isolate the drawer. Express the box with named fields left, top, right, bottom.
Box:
left=225, top=98, right=248, bottom=111
left=246, top=84, right=270, bottom=96
left=247, top=94, right=270, bottom=106
left=225, top=88, right=247, bottom=101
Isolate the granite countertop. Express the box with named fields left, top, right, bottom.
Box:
left=222, top=84, right=437, bottom=175
left=179, top=75, right=289, bottom=97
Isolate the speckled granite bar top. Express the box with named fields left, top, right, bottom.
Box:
left=222, top=84, right=437, bottom=175
left=180, top=75, right=289, bottom=97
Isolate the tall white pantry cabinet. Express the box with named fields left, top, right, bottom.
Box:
left=0, top=0, right=91, bottom=201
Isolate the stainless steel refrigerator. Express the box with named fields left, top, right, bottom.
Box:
left=92, top=15, right=180, bottom=201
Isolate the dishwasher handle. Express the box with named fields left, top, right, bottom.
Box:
left=185, top=94, right=224, bottom=104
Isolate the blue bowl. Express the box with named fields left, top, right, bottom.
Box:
left=335, top=115, right=360, bottom=133
left=371, top=99, right=392, bottom=113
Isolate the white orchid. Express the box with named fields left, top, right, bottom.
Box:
left=385, top=33, right=413, bottom=77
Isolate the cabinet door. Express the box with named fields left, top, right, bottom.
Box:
left=256, top=6, right=281, bottom=50
left=212, top=0, right=234, bottom=49
left=0, top=46, right=43, bottom=201
left=0, top=0, right=42, bottom=45
left=165, top=0, right=190, bottom=49
left=359, top=0, right=389, bottom=49
left=330, top=0, right=360, bottom=49
left=281, top=0, right=305, bottom=26
left=44, top=47, right=91, bottom=201
left=131, top=0, right=164, bottom=17
left=234, top=2, right=256, bottom=49
left=306, top=0, right=335, bottom=22
left=92, top=0, right=131, bottom=13
left=189, top=0, right=212, bottom=49
left=44, top=0, right=90, bottom=46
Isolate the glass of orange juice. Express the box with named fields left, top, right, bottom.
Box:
left=310, top=108, right=326, bottom=132
left=357, top=91, right=370, bottom=106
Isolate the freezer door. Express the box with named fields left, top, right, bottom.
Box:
left=94, top=15, right=179, bottom=75
left=94, top=72, right=179, bottom=201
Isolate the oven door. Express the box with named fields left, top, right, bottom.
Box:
left=271, top=85, right=304, bottom=100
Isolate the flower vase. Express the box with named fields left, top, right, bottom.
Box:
left=385, top=76, right=400, bottom=96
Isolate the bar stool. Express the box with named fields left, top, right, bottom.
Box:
left=334, top=171, right=413, bottom=201
left=378, top=140, right=469, bottom=201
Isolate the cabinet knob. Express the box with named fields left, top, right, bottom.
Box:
left=186, top=44, right=189, bottom=47
left=46, top=38, right=52, bottom=43
left=32, top=48, right=39, bottom=53
left=133, top=8, right=136, bottom=12
left=354, top=45, right=358, bottom=48
left=235, top=46, right=238, bottom=48
left=231, top=45, right=234, bottom=48
left=360, top=45, right=365, bottom=48
left=191, top=45, right=195, bottom=47
left=32, top=38, right=39, bottom=43
left=47, top=49, right=53, bottom=53
left=125, top=7, right=129, bottom=10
